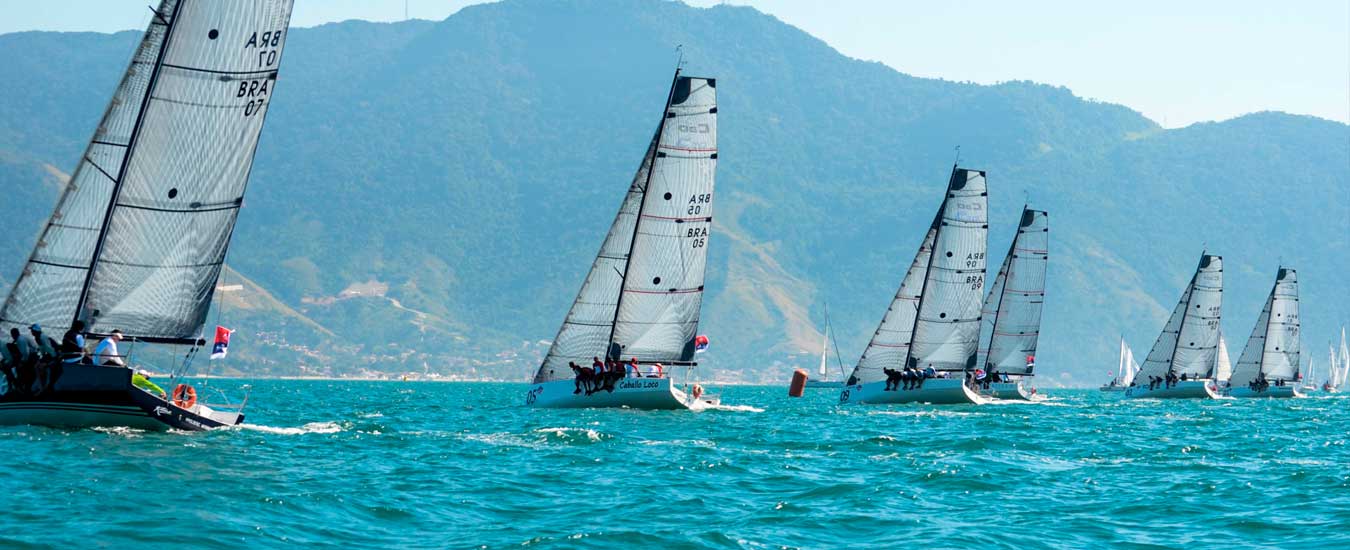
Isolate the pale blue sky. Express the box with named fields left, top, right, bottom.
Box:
left=1, top=0, right=1345, bottom=128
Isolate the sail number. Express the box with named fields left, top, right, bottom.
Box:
left=687, top=227, right=709, bottom=248
left=964, top=252, right=984, bottom=268
left=246, top=30, right=283, bottom=67
left=237, top=30, right=283, bottom=117
left=687, top=193, right=712, bottom=216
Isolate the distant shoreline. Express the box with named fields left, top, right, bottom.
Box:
left=185, top=375, right=1085, bottom=389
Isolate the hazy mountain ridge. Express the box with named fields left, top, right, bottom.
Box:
left=1, top=0, right=1345, bottom=384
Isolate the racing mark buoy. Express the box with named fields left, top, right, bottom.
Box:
left=172, top=384, right=197, bottom=410
left=788, top=369, right=808, bottom=397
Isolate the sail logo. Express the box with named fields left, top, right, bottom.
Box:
left=678, top=123, right=711, bottom=134
left=953, top=201, right=985, bottom=223
left=153, top=406, right=171, bottom=416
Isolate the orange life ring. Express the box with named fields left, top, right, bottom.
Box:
left=172, top=384, right=197, bottom=409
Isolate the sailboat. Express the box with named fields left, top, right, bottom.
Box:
left=0, top=0, right=296, bottom=430
left=804, top=306, right=845, bottom=388
left=978, top=207, right=1048, bottom=400
left=1100, top=337, right=1139, bottom=391
left=1323, top=328, right=1347, bottom=393
left=526, top=70, right=720, bottom=410
left=1212, top=331, right=1233, bottom=390
left=1298, top=357, right=1318, bottom=394
left=839, top=166, right=989, bottom=406
left=1125, top=252, right=1223, bottom=399
left=1227, top=268, right=1302, bottom=398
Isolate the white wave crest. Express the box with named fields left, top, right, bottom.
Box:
left=236, top=421, right=344, bottom=435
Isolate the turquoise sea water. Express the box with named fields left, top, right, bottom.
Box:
left=1, top=380, right=1347, bottom=549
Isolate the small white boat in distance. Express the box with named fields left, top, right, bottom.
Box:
left=1126, top=252, right=1224, bottom=400
left=1100, top=337, right=1139, bottom=392
left=1227, top=267, right=1304, bottom=398
left=526, top=70, right=720, bottom=410
left=804, top=306, right=844, bottom=389
left=839, top=166, right=989, bottom=406
left=978, top=206, right=1049, bottom=401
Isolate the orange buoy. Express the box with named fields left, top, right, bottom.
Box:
left=788, top=369, right=808, bottom=397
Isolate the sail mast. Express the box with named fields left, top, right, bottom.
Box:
left=980, top=205, right=1020, bottom=371
left=900, top=165, right=958, bottom=373
left=605, top=68, right=682, bottom=360
left=1166, top=255, right=1203, bottom=378
left=72, top=0, right=184, bottom=328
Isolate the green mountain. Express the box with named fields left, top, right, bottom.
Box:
left=1, top=0, right=1346, bottom=385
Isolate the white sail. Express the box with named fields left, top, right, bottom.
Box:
left=1329, top=344, right=1341, bottom=386
left=846, top=167, right=987, bottom=385
left=978, top=207, right=1048, bottom=375
left=1136, top=254, right=1223, bottom=382
left=1230, top=268, right=1300, bottom=386
left=1333, top=331, right=1344, bottom=386
left=819, top=323, right=829, bottom=378
left=533, top=73, right=717, bottom=383
left=1214, top=332, right=1233, bottom=382
left=2, top=0, right=295, bottom=344
left=1124, top=344, right=1140, bottom=386
left=610, top=76, right=717, bottom=362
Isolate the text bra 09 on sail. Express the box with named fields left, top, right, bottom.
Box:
left=0, top=0, right=296, bottom=431
left=526, top=71, right=721, bottom=410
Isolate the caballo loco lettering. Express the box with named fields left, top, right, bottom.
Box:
left=619, top=379, right=661, bottom=390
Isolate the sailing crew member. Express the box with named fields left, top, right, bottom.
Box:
left=132, top=369, right=166, bottom=399
left=569, top=361, right=590, bottom=395
left=8, top=328, right=34, bottom=365
left=94, top=330, right=127, bottom=367
left=882, top=367, right=901, bottom=391
left=628, top=357, right=640, bottom=379
left=30, top=324, right=58, bottom=362
left=60, top=320, right=87, bottom=365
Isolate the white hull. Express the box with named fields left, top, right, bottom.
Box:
left=839, top=378, right=986, bottom=405
left=525, top=377, right=715, bottom=410
left=987, top=380, right=1036, bottom=401
left=804, top=380, right=843, bottom=388
left=1227, top=385, right=1304, bottom=399
left=1125, top=380, right=1219, bottom=399
left=1099, top=385, right=1126, bottom=392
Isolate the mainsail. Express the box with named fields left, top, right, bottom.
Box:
left=819, top=322, right=830, bottom=378
left=1122, top=341, right=1140, bottom=386
left=1, top=0, right=296, bottom=345
left=1230, top=268, right=1301, bottom=386
left=846, top=168, right=988, bottom=385
left=1339, top=328, right=1350, bottom=387
left=533, top=73, right=717, bottom=383
left=978, top=207, right=1048, bottom=375
left=1136, top=253, right=1223, bottom=382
